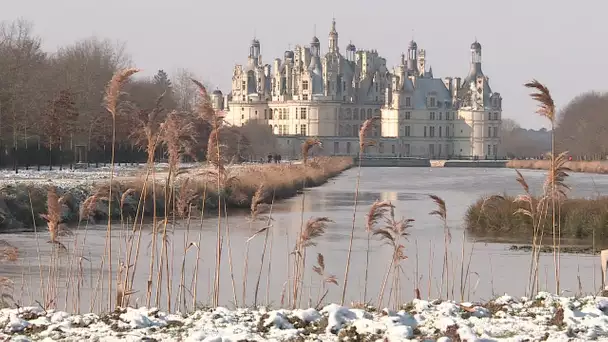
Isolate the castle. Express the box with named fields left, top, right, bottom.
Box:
left=213, top=19, right=502, bottom=159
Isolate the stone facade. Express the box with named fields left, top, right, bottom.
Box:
left=213, top=20, right=502, bottom=160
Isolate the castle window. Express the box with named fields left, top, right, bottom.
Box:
left=446, top=126, right=450, bottom=137
left=488, top=112, right=492, bottom=120
left=302, top=94, right=308, bottom=100
left=391, top=144, right=395, bottom=154
left=241, top=81, right=246, bottom=90
left=488, top=144, right=492, bottom=156
left=439, top=112, right=442, bottom=120
left=493, top=126, right=498, bottom=137
left=439, top=126, right=442, bottom=137
left=488, top=126, right=492, bottom=137
left=424, top=126, right=427, bottom=137
left=300, top=108, right=307, bottom=120
left=430, top=126, right=435, bottom=137
left=333, top=142, right=339, bottom=154
left=429, top=97, right=436, bottom=107
left=264, top=109, right=268, bottom=119
left=353, top=108, right=359, bottom=120
left=405, top=97, right=411, bottom=107
left=405, top=112, right=411, bottom=120
left=346, top=142, right=351, bottom=154
left=430, top=112, right=435, bottom=120
left=367, top=109, right=372, bottom=118
left=379, top=142, right=384, bottom=153
left=300, top=124, right=307, bottom=136
left=493, top=144, right=498, bottom=156
left=302, top=81, right=309, bottom=90
left=405, top=126, right=411, bottom=137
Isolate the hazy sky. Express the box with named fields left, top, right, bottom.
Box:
left=3, top=0, right=605, bottom=129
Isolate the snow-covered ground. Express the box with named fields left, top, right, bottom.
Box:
left=3, top=292, right=608, bottom=341
left=0, top=163, right=201, bottom=187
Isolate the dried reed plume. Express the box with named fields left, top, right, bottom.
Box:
left=120, top=189, right=136, bottom=210
left=341, top=116, right=380, bottom=305
left=162, top=110, right=197, bottom=174
left=543, top=151, right=571, bottom=201
left=363, top=200, right=394, bottom=301
left=104, top=68, right=140, bottom=117
left=524, top=80, right=555, bottom=122
left=359, top=116, right=381, bottom=152
left=0, top=240, right=18, bottom=262
left=104, top=68, right=139, bottom=312
left=40, top=187, right=62, bottom=244
left=79, top=195, right=100, bottom=222
left=374, top=206, right=412, bottom=309
left=312, top=253, right=338, bottom=309
left=525, top=79, right=560, bottom=294
left=366, top=200, right=394, bottom=232
left=429, top=194, right=450, bottom=299
left=301, top=138, right=321, bottom=165
left=292, top=217, right=332, bottom=308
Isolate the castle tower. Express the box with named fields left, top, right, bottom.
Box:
left=328, top=18, right=339, bottom=53
left=346, top=41, right=356, bottom=61
left=407, top=40, right=418, bottom=74
left=310, top=36, right=320, bottom=57
left=248, top=38, right=261, bottom=66
left=468, top=40, right=483, bottom=77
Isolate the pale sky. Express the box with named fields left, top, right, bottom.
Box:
left=3, top=0, right=605, bottom=129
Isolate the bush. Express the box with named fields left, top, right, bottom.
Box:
left=465, top=195, right=608, bottom=240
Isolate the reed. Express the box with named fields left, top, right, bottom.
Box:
left=104, top=68, right=140, bottom=312
left=373, top=203, right=412, bottom=309
left=428, top=194, right=450, bottom=299
left=363, top=200, right=394, bottom=302
left=525, top=79, right=560, bottom=294
left=292, top=217, right=332, bottom=308
left=341, top=116, right=380, bottom=305
left=312, top=253, right=338, bottom=309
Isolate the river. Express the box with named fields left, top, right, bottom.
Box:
left=2, top=167, right=607, bottom=313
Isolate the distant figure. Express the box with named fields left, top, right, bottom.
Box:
left=568, top=156, right=573, bottom=161
left=267, top=154, right=273, bottom=163
left=277, top=154, right=282, bottom=163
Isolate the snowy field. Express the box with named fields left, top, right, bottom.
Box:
left=0, top=163, right=204, bottom=188
left=3, top=292, right=608, bottom=341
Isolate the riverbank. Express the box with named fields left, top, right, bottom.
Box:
left=464, top=194, right=608, bottom=240
left=0, top=156, right=353, bottom=232
left=507, top=159, right=608, bottom=174
left=2, top=292, right=606, bottom=341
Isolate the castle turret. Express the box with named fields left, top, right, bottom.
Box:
left=328, top=18, right=339, bottom=53
left=407, top=40, right=418, bottom=74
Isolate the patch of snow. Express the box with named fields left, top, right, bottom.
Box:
left=1, top=293, right=608, bottom=340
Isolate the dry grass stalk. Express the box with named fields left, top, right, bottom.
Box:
left=341, top=116, right=380, bottom=306
left=312, top=253, right=338, bottom=309
left=192, top=77, right=225, bottom=307
left=363, top=200, right=394, bottom=302
left=525, top=79, right=560, bottom=295
left=103, top=68, right=139, bottom=312
left=292, top=217, right=332, bottom=308
left=241, top=183, right=266, bottom=306
left=374, top=205, right=412, bottom=309
left=429, top=194, right=450, bottom=299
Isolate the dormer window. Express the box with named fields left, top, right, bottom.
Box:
left=405, top=97, right=411, bottom=107
left=429, top=97, right=436, bottom=107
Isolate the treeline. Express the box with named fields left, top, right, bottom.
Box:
left=502, top=91, right=608, bottom=160
left=0, top=19, right=277, bottom=167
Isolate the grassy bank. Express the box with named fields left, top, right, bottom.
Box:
left=507, top=159, right=608, bottom=174
left=0, top=156, right=353, bottom=232
left=465, top=194, right=608, bottom=240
